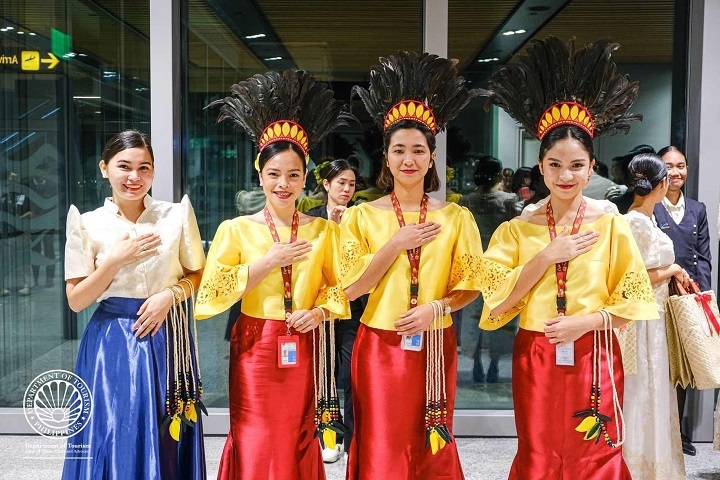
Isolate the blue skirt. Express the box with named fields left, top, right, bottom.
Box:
left=61, top=297, right=206, bottom=480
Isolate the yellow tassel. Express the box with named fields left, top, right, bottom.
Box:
left=186, top=403, right=197, bottom=423
left=575, top=416, right=596, bottom=433
left=169, top=416, right=181, bottom=441
left=429, top=429, right=440, bottom=455
left=322, top=428, right=336, bottom=450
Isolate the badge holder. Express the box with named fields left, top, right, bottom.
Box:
left=401, top=332, right=424, bottom=352
left=278, top=299, right=299, bottom=368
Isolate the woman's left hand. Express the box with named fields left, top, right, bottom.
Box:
left=395, top=303, right=435, bottom=336
left=328, top=205, right=347, bottom=224
left=287, top=308, right=324, bottom=333
left=544, top=313, right=599, bottom=347
left=133, top=290, right=174, bottom=338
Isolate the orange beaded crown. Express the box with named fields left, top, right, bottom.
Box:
left=384, top=100, right=438, bottom=135
left=258, top=120, right=310, bottom=157
left=537, top=101, right=594, bottom=141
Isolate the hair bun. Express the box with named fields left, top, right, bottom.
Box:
left=634, top=178, right=653, bottom=196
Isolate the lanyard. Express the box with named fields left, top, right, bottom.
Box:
left=390, top=191, right=429, bottom=308
left=263, top=207, right=300, bottom=320
left=546, top=199, right=587, bottom=315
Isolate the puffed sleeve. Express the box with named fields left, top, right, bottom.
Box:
left=478, top=221, right=526, bottom=330
left=623, top=213, right=660, bottom=269
left=195, top=220, right=248, bottom=319
left=179, top=195, right=206, bottom=272
left=603, top=215, right=659, bottom=321
left=339, top=206, right=378, bottom=294
left=447, top=207, right=483, bottom=292
left=315, top=221, right=351, bottom=318
left=64, top=205, right=95, bottom=280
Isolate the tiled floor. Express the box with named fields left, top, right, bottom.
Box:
left=2, top=435, right=718, bottom=479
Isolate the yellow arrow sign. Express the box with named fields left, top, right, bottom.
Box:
left=41, top=52, right=59, bottom=69
left=20, top=51, right=59, bottom=71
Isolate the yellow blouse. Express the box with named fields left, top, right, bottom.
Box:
left=479, top=213, right=658, bottom=332
left=195, top=216, right=349, bottom=321
left=340, top=202, right=483, bottom=331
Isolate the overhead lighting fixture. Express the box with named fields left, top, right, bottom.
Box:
left=245, top=33, right=266, bottom=39
left=29, top=32, right=36, bottom=36
left=514, top=29, right=526, bottom=34
left=17, top=31, right=24, bottom=34
left=264, top=56, right=282, bottom=61
left=78, top=53, right=87, bottom=57
left=478, top=57, right=499, bottom=63
left=502, top=29, right=527, bottom=36
left=73, top=96, right=101, bottom=99
left=6, top=27, right=14, bottom=30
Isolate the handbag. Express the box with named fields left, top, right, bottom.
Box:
left=665, top=278, right=720, bottom=389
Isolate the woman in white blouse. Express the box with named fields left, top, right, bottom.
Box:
left=61, top=130, right=206, bottom=480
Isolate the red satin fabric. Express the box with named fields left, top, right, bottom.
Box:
left=510, top=328, right=630, bottom=480
left=218, top=314, right=324, bottom=480
left=347, top=324, right=464, bottom=480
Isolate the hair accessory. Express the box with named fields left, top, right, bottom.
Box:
left=481, top=37, right=641, bottom=141
left=207, top=70, right=355, bottom=170
left=353, top=51, right=481, bottom=135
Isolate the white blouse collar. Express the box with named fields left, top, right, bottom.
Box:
left=103, top=194, right=157, bottom=215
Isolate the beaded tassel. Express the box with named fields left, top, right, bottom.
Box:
left=424, top=300, right=452, bottom=454
left=161, top=279, right=207, bottom=441
left=313, top=317, right=348, bottom=448
left=572, top=310, right=625, bottom=448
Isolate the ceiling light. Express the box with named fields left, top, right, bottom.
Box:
left=245, top=33, right=266, bottom=39
left=6, top=27, right=14, bottom=30
left=29, top=32, right=36, bottom=36
left=264, top=56, right=282, bottom=61
left=502, top=30, right=515, bottom=36
left=78, top=53, right=87, bottom=57
left=17, top=31, right=24, bottom=34
left=514, top=29, right=526, bottom=34
left=73, top=96, right=101, bottom=99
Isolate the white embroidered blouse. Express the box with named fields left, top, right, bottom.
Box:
left=64, top=194, right=205, bottom=301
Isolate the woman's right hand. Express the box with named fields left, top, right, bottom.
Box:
left=106, top=232, right=161, bottom=267
left=670, top=264, right=691, bottom=289
left=391, top=222, right=442, bottom=252
left=265, top=240, right=313, bottom=268
left=542, top=228, right=599, bottom=264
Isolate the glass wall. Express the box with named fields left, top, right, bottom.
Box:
left=0, top=0, right=149, bottom=407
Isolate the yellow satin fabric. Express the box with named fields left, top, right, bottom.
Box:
left=479, top=213, right=659, bottom=332
left=195, top=216, right=349, bottom=321
left=340, top=202, right=483, bottom=331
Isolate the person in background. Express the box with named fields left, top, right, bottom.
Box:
left=501, top=167, right=514, bottom=193
left=511, top=166, right=533, bottom=202
left=653, top=145, right=712, bottom=457
left=583, top=160, right=625, bottom=201
left=622, top=153, right=686, bottom=479
left=306, top=158, right=361, bottom=463
left=460, top=155, right=519, bottom=383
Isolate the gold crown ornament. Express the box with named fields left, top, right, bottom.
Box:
left=384, top=100, right=438, bottom=135
left=537, top=101, right=594, bottom=141
left=254, top=120, right=310, bottom=170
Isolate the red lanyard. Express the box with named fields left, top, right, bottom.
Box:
left=264, top=207, right=300, bottom=319
left=546, top=199, right=587, bottom=315
left=390, top=191, right=429, bottom=308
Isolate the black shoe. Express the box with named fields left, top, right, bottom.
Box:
left=681, top=433, right=696, bottom=456
left=486, top=360, right=499, bottom=383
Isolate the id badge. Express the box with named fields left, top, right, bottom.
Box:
left=401, top=332, right=424, bottom=352
left=555, top=341, right=575, bottom=366
left=277, top=335, right=299, bottom=368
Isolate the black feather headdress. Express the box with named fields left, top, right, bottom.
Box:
left=352, top=51, right=482, bottom=135
left=481, top=37, right=641, bottom=140
left=207, top=70, right=354, bottom=165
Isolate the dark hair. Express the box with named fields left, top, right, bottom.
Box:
left=474, top=155, right=503, bottom=190
left=511, top=166, right=533, bottom=193
left=657, top=145, right=685, bottom=160
left=101, top=129, right=154, bottom=164
left=538, top=125, right=595, bottom=162
left=320, top=159, right=360, bottom=187
left=595, top=161, right=609, bottom=178
left=257, top=141, right=306, bottom=172
left=612, top=144, right=656, bottom=185
left=502, top=167, right=514, bottom=177
left=376, top=120, right=440, bottom=193
left=628, top=153, right=667, bottom=196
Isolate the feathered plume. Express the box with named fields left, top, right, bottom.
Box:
left=207, top=70, right=355, bottom=150
left=352, top=51, right=482, bottom=133
left=481, top=37, right=641, bottom=139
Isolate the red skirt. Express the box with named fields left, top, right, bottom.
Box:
left=510, top=328, right=631, bottom=480
left=218, top=314, right=324, bottom=480
left=347, top=324, right=464, bottom=480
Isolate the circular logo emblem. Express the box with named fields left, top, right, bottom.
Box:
left=24, top=370, right=92, bottom=438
